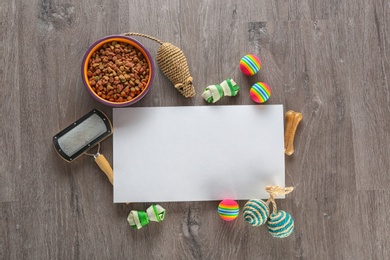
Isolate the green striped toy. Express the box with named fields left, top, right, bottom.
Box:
left=243, top=199, right=270, bottom=226
left=202, top=78, right=239, bottom=103
left=127, top=204, right=166, bottom=229
left=267, top=210, right=294, bottom=238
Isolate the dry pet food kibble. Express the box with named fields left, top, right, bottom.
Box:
left=87, top=41, right=149, bottom=103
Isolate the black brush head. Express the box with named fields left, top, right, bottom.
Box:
left=53, top=109, right=112, bottom=162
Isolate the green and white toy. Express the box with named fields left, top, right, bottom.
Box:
left=127, top=204, right=166, bottom=229
left=202, top=78, right=239, bottom=103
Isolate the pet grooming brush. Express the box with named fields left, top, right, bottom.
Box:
left=53, top=109, right=114, bottom=184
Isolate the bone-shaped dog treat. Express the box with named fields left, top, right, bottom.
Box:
left=284, top=110, right=302, bottom=155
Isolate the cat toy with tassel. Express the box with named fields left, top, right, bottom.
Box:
left=122, top=32, right=195, bottom=98
left=243, top=185, right=295, bottom=238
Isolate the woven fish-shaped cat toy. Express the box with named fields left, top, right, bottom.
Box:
left=123, top=32, right=195, bottom=98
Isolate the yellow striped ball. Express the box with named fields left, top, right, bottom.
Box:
left=267, top=210, right=294, bottom=238
left=243, top=199, right=270, bottom=226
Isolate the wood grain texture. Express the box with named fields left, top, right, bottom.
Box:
left=0, top=0, right=20, bottom=203
left=1, top=0, right=389, bottom=259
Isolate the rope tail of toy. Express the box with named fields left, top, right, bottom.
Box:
left=265, top=185, right=294, bottom=214
left=123, top=32, right=164, bottom=45
left=122, top=32, right=196, bottom=98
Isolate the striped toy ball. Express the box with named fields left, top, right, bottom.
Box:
left=243, top=199, right=270, bottom=226
left=250, top=82, right=271, bottom=103
left=218, top=199, right=239, bottom=221
left=240, top=54, right=261, bottom=76
left=267, top=210, right=294, bottom=238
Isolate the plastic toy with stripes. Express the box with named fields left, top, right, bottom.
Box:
left=201, top=78, right=239, bottom=103
left=127, top=204, right=166, bottom=230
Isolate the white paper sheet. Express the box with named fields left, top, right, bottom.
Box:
left=113, top=105, right=285, bottom=203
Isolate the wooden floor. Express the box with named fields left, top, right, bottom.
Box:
left=1, top=0, right=390, bottom=259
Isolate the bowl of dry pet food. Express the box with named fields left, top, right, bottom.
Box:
left=81, top=35, right=154, bottom=107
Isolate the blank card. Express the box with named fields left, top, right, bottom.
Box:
left=113, top=105, right=285, bottom=203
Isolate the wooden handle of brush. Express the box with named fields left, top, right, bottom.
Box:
left=284, top=110, right=303, bottom=156
left=95, top=154, right=114, bottom=185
